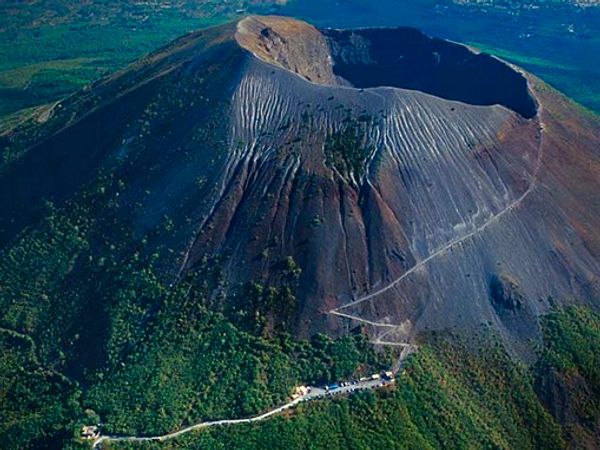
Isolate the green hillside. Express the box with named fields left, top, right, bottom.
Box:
left=106, top=307, right=600, bottom=450
left=1, top=184, right=598, bottom=449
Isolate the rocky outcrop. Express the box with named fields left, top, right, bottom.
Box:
left=236, top=16, right=337, bottom=85
left=490, top=274, right=525, bottom=311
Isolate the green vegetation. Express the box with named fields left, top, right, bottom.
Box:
left=538, top=306, right=600, bottom=382
left=0, top=1, right=280, bottom=117
left=0, top=329, right=83, bottom=450
left=226, top=257, right=303, bottom=334
left=0, top=120, right=598, bottom=449
left=1, top=189, right=599, bottom=449
left=0, top=155, right=598, bottom=450
left=101, top=308, right=600, bottom=450
left=324, top=123, right=373, bottom=184
left=0, top=201, right=90, bottom=337
left=0, top=182, right=391, bottom=447
left=109, top=331, right=566, bottom=450
left=535, top=306, right=600, bottom=445
left=85, top=318, right=389, bottom=436
left=228, top=282, right=298, bottom=334
left=0, top=58, right=100, bottom=90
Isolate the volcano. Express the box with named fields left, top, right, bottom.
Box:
left=1, top=16, right=599, bottom=357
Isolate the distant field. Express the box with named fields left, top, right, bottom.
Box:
left=0, top=1, right=281, bottom=116
left=0, top=58, right=99, bottom=90
left=0, top=0, right=598, bottom=117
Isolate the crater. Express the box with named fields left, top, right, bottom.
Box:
left=323, top=27, right=538, bottom=119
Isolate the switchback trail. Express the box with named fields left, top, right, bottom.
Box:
left=330, top=109, right=545, bottom=328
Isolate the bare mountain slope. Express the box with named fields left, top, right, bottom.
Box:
left=1, top=16, right=599, bottom=356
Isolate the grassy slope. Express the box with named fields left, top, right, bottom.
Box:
left=110, top=338, right=563, bottom=450
left=535, top=307, right=600, bottom=447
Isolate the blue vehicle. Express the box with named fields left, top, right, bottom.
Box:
left=328, top=383, right=340, bottom=390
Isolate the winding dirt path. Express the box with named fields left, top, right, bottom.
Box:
left=92, top=380, right=385, bottom=449
left=93, top=398, right=304, bottom=448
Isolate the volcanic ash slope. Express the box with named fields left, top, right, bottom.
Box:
left=2, top=16, right=599, bottom=355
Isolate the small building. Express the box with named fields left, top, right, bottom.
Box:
left=81, top=425, right=99, bottom=440
left=291, top=385, right=309, bottom=399
left=370, top=373, right=380, bottom=380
